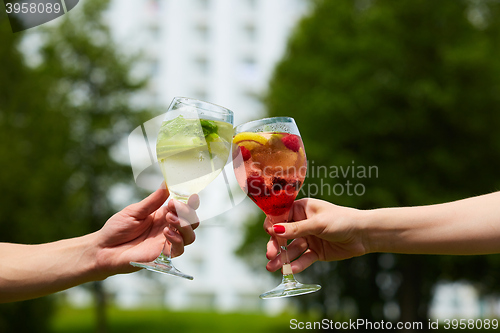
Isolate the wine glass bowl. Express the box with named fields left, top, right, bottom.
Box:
left=233, top=117, right=321, bottom=298
left=130, top=97, right=233, bottom=279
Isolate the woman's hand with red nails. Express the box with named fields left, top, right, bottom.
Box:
left=264, top=198, right=368, bottom=274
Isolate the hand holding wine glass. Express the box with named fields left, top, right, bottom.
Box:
left=232, top=117, right=321, bottom=298
left=263, top=198, right=367, bottom=274
left=265, top=191, right=500, bottom=265
left=131, top=97, right=233, bottom=279
left=0, top=184, right=199, bottom=303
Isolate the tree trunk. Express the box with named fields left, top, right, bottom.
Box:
left=398, top=257, right=425, bottom=332
left=93, top=281, right=108, bottom=333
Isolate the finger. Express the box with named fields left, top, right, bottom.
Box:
left=271, top=218, right=322, bottom=240
left=266, top=248, right=318, bottom=274
left=266, top=238, right=309, bottom=268
left=166, top=212, right=197, bottom=246
left=126, top=181, right=170, bottom=219
left=288, top=250, right=319, bottom=274
left=286, top=238, right=310, bottom=261
left=263, top=198, right=308, bottom=235
left=263, top=216, right=273, bottom=235
left=167, top=199, right=199, bottom=228
left=188, top=194, right=200, bottom=210
left=164, top=226, right=185, bottom=258
left=266, top=258, right=282, bottom=272
left=266, top=236, right=280, bottom=260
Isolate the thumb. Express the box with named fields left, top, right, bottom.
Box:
left=271, top=219, right=319, bottom=239
left=127, top=181, right=170, bottom=218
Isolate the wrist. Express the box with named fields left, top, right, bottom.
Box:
left=359, top=208, right=392, bottom=254
left=78, top=232, right=108, bottom=281
left=337, top=207, right=378, bottom=257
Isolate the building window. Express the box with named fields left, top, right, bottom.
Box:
left=196, top=0, right=210, bottom=11
left=149, top=23, right=160, bottom=39
left=194, top=56, right=209, bottom=75
left=195, top=23, right=210, bottom=42
left=246, top=0, right=257, bottom=10
left=243, top=23, right=256, bottom=41
left=239, top=57, right=258, bottom=82
left=243, top=91, right=263, bottom=111
left=150, top=59, right=160, bottom=77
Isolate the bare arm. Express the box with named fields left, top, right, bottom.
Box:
left=0, top=184, right=199, bottom=303
left=366, top=191, right=500, bottom=255
left=0, top=234, right=100, bottom=303
left=265, top=191, right=500, bottom=273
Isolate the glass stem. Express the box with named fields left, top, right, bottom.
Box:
left=158, top=193, right=190, bottom=262
left=269, top=212, right=297, bottom=283
left=155, top=251, right=173, bottom=266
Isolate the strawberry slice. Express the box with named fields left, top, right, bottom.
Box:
left=240, top=146, right=251, bottom=161
left=281, top=134, right=300, bottom=152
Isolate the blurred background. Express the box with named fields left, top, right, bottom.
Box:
left=2, top=0, right=500, bottom=332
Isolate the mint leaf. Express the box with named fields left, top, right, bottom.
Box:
left=201, top=119, right=218, bottom=137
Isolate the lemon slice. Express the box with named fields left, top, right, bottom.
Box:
left=233, top=132, right=267, bottom=145
left=239, top=140, right=262, bottom=152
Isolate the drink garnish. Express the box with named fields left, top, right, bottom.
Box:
left=246, top=173, right=266, bottom=196
left=240, top=146, right=251, bottom=161
left=233, top=132, right=267, bottom=145
left=281, top=134, right=300, bottom=152
left=201, top=119, right=218, bottom=138
left=271, top=177, right=288, bottom=191
left=157, top=116, right=229, bottom=158
left=202, top=122, right=230, bottom=157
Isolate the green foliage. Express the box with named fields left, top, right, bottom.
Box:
left=0, top=0, right=151, bottom=331
left=240, top=0, right=500, bottom=323
left=37, top=0, right=151, bottom=232
left=0, top=297, right=55, bottom=333
left=0, top=15, right=72, bottom=333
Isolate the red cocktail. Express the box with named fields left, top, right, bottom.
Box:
left=233, top=132, right=306, bottom=216
left=233, top=117, right=321, bottom=299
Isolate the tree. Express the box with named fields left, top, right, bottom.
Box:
left=0, top=1, right=151, bottom=332
left=37, top=1, right=152, bottom=332
left=0, top=11, right=79, bottom=333
left=240, top=0, right=500, bottom=328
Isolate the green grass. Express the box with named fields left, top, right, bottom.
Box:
left=53, top=307, right=498, bottom=332
left=51, top=307, right=301, bottom=333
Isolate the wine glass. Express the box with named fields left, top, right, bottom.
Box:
left=131, top=97, right=234, bottom=279
left=232, top=117, right=321, bottom=298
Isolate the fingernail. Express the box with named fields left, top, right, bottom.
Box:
left=273, top=225, right=285, bottom=234
left=188, top=194, right=200, bottom=210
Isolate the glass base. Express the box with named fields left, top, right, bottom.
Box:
left=130, top=255, right=193, bottom=280
left=260, top=275, right=321, bottom=299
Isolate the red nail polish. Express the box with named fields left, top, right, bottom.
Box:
left=273, top=225, right=285, bottom=234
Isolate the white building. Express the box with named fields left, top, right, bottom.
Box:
left=109, top=0, right=308, bottom=124
left=78, top=0, right=310, bottom=313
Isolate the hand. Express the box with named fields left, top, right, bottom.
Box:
left=94, top=183, right=200, bottom=277
left=265, top=198, right=367, bottom=274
